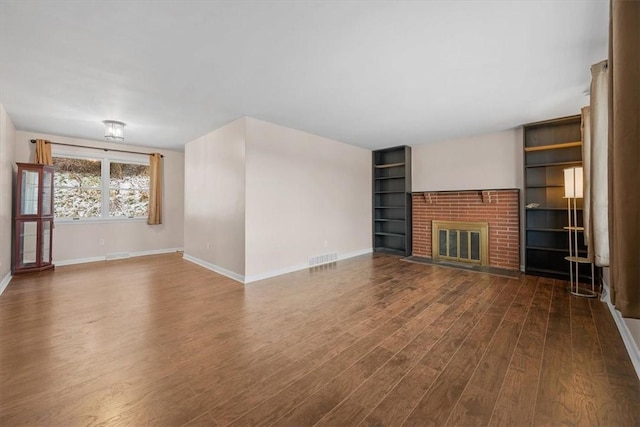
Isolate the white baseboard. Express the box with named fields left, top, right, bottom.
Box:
left=55, top=247, right=184, bottom=267
left=130, top=247, right=184, bottom=258
left=182, top=248, right=372, bottom=285
left=55, top=256, right=106, bottom=266
left=0, top=272, right=12, bottom=297
left=338, top=248, right=373, bottom=261
left=601, top=289, right=640, bottom=379
left=182, top=254, right=245, bottom=284
left=244, top=248, right=373, bottom=284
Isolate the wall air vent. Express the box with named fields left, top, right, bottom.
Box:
left=308, top=252, right=338, bottom=267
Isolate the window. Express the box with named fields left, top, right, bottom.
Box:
left=53, top=154, right=149, bottom=220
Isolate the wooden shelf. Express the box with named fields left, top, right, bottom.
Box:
left=524, top=141, right=582, bottom=152
left=375, top=232, right=405, bottom=237
left=374, top=206, right=405, bottom=209
left=525, top=160, right=582, bottom=169
left=374, top=176, right=405, bottom=180
left=374, top=162, right=405, bottom=169
left=375, top=219, right=405, bottom=222
left=527, top=245, right=586, bottom=254
left=374, top=191, right=405, bottom=194
left=526, top=267, right=565, bottom=275
left=563, top=226, right=585, bottom=231
left=527, top=227, right=569, bottom=233
left=374, top=247, right=406, bottom=256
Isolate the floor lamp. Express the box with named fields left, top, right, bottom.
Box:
left=564, top=167, right=597, bottom=297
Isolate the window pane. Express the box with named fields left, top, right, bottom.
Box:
left=54, top=188, right=102, bottom=218
left=53, top=157, right=102, bottom=218
left=53, top=157, right=101, bottom=188
left=109, top=162, right=149, bottom=217
left=109, top=189, right=149, bottom=218
left=110, top=163, right=150, bottom=189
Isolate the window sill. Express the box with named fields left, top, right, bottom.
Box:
left=55, top=217, right=149, bottom=225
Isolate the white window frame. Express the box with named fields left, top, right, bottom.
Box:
left=52, top=150, right=150, bottom=223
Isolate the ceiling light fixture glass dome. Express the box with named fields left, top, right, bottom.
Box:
left=103, top=120, right=126, bottom=141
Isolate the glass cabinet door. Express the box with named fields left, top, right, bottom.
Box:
left=18, top=220, right=39, bottom=269
left=20, top=169, right=40, bottom=216
left=41, top=219, right=52, bottom=265
left=42, top=168, right=53, bottom=216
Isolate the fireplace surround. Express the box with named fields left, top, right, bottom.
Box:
left=412, top=190, right=519, bottom=271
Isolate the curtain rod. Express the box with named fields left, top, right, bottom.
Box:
left=30, top=139, right=164, bottom=158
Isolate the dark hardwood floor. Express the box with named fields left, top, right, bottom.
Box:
left=0, top=253, right=638, bottom=426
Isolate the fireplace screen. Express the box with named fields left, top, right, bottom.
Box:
left=432, top=221, right=489, bottom=265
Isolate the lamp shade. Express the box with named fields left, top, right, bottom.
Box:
left=564, top=167, right=584, bottom=198
left=103, top=120, right=125, bottom=141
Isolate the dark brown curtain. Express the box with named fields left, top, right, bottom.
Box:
left=34, top=139, right=52, bottom=165
left=608, top=0, right=639, bottom=318
left=148, top=153, right=163, bottom=225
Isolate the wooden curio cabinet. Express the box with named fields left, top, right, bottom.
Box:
left=13, top=163, right=55, bottom=274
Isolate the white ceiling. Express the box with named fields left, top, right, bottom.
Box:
left=0, top=1, right=608, bottom=151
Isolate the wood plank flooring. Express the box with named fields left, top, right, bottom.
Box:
left=0, top=253, right=638, bottom=426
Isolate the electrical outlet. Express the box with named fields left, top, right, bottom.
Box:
left=99, top=238, right=105, bottom=246
left=206, top=242, right=210, bottom=250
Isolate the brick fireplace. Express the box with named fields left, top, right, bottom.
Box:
left=412, top=190, right=520, bottom=271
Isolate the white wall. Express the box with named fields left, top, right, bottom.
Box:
left=412, top=129, right=523, bottom=192
left=183, top=118, right=246, bottom=278
left=14, top=131, right=184, bottom=264
left=244, top=117, right=371, bottom=281
left=0, top=104, right=16, bottom=289
left=182, top=117, right=371, bottom=282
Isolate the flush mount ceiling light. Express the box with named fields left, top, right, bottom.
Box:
left=103, top=120, right=126, bottom=141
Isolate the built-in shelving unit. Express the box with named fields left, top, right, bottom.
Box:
left=372, top=146, right=411, bottom=256
left=524, top=115, right=593, bottom=282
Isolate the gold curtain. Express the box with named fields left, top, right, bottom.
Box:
left=34, top=139, right=52, bottom=165
left=148, top=153, right=163, bottom=225
left=608, top=0, right=639, bottom=318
